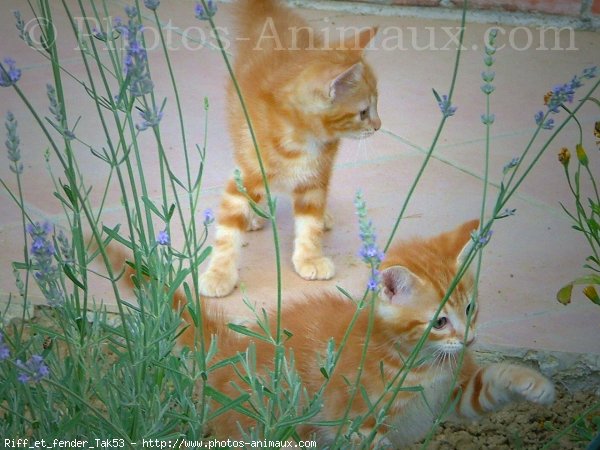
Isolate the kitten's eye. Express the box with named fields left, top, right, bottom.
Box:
left=359, top=108, right=369, bottom=120
left=466, top=303, right=475, bottom=316
left=433, top=317, right=448, bottom=329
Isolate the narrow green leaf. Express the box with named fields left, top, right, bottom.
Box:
left=141, top=196, right=165, bottom=220
left=192, top=246, right=212, bottom=268
left=63, top=264, right=85, bottom=290
left=336, top=285, right=355, bottom=301
left=249, top=200, right=270, bottom=219
left=166, top=268, right=191, bottom=300
left=166, top=203, right=176, bottom=221
left=227, top=324, right=271, bottom=343
left=53, top=191, right=74, bottom=211
left=102, top=226, right=133, bottom=250
left=12, top=262, right=29, bottom=270
left=283, top=329, right=293, bottom=340
left=319, top=367, right=329, bottom=380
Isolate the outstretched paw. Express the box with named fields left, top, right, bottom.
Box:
left=198, top=267, right=238, bottom=298
left=293, top=256, right=335, bottom=280
left=505, top=366, right=556, bottom=405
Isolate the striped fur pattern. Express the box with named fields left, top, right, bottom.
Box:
left=183, top=220, right=555, bottom=444
left=198, top=0, right=381, bottom=297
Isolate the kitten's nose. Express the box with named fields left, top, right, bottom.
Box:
left=372, top=116, right=381, bottom=131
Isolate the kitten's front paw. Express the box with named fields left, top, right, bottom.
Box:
left=504, top=365, right=556, bottom=405
left=293, top=256, right=335, bottom=280
left=247, top=214, right=265, bottom=231
left=323, top=211, right=334, bottom=231
left=198, top=267, right=238, bottom=298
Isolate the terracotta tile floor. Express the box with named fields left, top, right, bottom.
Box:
left=1, top=1, right=599, bottom=360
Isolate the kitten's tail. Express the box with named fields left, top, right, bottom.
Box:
left=236, top=0, right=281, bottom=17
left=233, top=0, right=296, bottom=51
left=93, top=239, right=224, bottom=349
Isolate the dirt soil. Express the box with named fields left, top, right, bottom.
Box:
left=408, top=387, right=599, bottom=450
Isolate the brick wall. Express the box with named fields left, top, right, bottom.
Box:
left=335, top=0, right=600, bottom=18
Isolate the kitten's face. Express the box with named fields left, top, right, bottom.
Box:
left=419, top=280, right=477, bottom=357
left=321, top=61, right=381, bottom=140
left=377, top=220, right=480, bottom=363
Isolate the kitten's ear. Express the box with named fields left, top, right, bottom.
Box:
left=343, top=26, right=379, bottom=51
left=455, top=219, right=480, bottom=266
left=380, top=266, right=421, bottom=305
left=329, top=62, right=363, bottom=100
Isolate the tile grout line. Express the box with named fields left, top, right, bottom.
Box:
left=379, top=129, right=573, bottom=218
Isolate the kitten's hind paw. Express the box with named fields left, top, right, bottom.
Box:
left=293, top=256, right=335, bottom=280
left=198, top=268, right=238, bottom=298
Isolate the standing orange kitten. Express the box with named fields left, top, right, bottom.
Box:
left=177, top=219, right=555, bottom=445
left=198, top=0, right=381, bottom=297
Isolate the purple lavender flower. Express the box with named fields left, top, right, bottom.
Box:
left=480, top=113, right=495, bottom=125
left=502, top=156, right=520, bottom=175
left=367, top=270, right=380, bottom=292
left=481, top=83, right=495, bottom=95
left=534, top=110, right=554, bottom=130
left=56, top=230, right=74, bottom=266
left=156, top=230, right=170, bottom=246
left=539, top=67, right=597, bottom=120
left=13, top=10, right=33, bottom=46
left=125, top=5, right=137, bottom=17
left=546, top=83, right=575, bottom=113
left=116, top=6, right=153, bottom=97
left=437, top=94, right=457, bottom=118
left=359, top=244, right=384, bottom=263
left=16, top=354, right=49, bottom=383
left=27, top=222, right=64, bottom=307
left=144, top=0, right=160, bottom=10
left=194, top=1, right=217, bottom=20
left=0, top=57, right=21, bottom=87
left=203, top=208, right=215, bottom=225
left=5, top=111, right=23, bottom=174
left=17, top=371, right=30, bottom=383
left=92, top=26, right=108, bottom=41
left=476, top=230, right=493, bottom=246
left=0, top=332, right=10, bottom=361
left=355, top=191, right=384, bottom=292
left=582, top=66, right=597, bottom=79
left=481, top=71, right=495, bottom=83
left=542, top=118, right=554, bottom=130
left=136, top=106, right=163, bottom=132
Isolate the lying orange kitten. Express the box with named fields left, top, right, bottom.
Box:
left=177, top=219, right=555, bottom=445
left=198, top=0, right=381, bottom=297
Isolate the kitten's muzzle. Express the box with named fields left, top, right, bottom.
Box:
left=372, top=116, right=381, bottom=131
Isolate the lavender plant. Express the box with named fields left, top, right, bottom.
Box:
left=0, top=0, right=213, bottom=443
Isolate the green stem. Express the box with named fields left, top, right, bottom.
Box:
left=384, top=2, right=466, bottom=252
left=502, top=78, right=600, bottom=205
left=200, top=1, right=285, bottom=374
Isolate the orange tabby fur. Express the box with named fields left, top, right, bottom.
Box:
left=198, top=0, right=381, bottom=297
left=174, top=220, right=555, bottom=445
